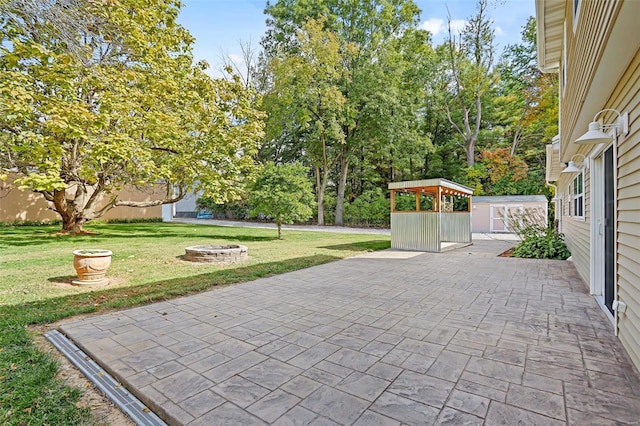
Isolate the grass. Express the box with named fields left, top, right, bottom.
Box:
left=0, top=222, right=389, bottom=425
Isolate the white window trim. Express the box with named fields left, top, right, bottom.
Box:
left=572, top=170, right=585, bottom=220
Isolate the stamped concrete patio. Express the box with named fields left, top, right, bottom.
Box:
left=58, top=239, right=640, bottom=425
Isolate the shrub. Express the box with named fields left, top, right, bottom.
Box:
left=512, top=228, right=571, bottom=260
left=506, top=207, right=570, bottom=260
left=0, top=219, right=62, bottom=227
left=344, top=188, right=390, bottom=226
left=197, top=197, right=249, bottom=220
left=105, top=217, right=163, bottom=224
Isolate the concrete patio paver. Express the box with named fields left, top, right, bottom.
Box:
left=58, top=240, right=640, bottom=425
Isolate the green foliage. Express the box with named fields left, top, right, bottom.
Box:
left=494, top=16, right=558, bottom=189
left=437, top=0, right=497, bottom=167
left=507, top=207, right=570, bottom=260
left=104, top=217, right=163, bottom=224
left=197, top=197, right=250, bottom=220
left=262, top=1, right=432, bottom=225
left=513, top=229, right=571, bottom=260
left=344, top=188, right=390, bottom=226
left=393, top=192, right=416, bottom=211
left=0, top=219, right=62, bottom=227
left=0, top=0, right=264, bottom=233
left=249, top=162, right=316, bottom=238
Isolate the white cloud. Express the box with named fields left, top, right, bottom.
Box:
left=420, top=18, right=467, bottom=36
left=495, top=26, right=504, bottom=36
left=420, top=18, right=445, bottom=35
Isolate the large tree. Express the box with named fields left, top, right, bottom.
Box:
left=264, top=17, right=351, bottom=225
left=439, top=0, right=496, bottom=167
left=496, top=16, right=558, bottom=160
left=0, top=0, right=264, bottom=233
left=262, top=0, right=429, bottom=226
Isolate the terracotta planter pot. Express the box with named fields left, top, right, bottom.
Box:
left=72, top=249, right=112, bottom=286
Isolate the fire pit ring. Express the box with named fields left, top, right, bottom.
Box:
left=184, top=244, right=248, bottom=264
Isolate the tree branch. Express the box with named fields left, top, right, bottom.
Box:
left=114, top=185, right=185, bottom=208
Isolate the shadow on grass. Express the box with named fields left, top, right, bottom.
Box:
left=0, top=223, right=279, bottom=248
left=319, top=240, right=390, bottom=252
left=47, top=275, right=77, bottom=285
left=0, top=254, right=341, bottom=326
left=0, top=252, right=344, bottom=426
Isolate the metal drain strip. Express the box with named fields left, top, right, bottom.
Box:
left=45, top=330, right=167, bottom=426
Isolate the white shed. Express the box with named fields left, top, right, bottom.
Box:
left=472, top=195, right=548, bottom=233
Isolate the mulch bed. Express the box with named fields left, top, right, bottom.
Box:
left=498, top=248, right=515, bottom=257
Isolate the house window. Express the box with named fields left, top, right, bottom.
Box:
left=572, top=172, right=584, bottom=218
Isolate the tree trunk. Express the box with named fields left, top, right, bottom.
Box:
left=466, top=138, right=476, bottom=167
left=43, top=182, right=184, bottom=234
left=315, top=165, right=326, bottom=226
left=51, top=188, right=88, bottom=234
left=277, top=221, right=282, bottom=239
left=335, top=155, right=349, bottom=226
left=62, top=217, right=87, bottom=234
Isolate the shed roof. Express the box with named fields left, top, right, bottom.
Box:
left=473, top=195, right=548, bottom=204
left=388, top=178, right=474, bottom=196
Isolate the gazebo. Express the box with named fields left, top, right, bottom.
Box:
left=388, top=178, right=474, bottom=252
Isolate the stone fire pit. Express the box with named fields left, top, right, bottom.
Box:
left=184, top=244, right=248, bottom=264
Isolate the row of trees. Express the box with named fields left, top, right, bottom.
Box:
left=219, top=0, right=558, bottom=226
left=0, top=0, right=558, bottom=233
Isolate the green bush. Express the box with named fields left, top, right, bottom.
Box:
left=513, top=229, right=571, bottom=260
left=344, top=188, right=390, bottom=226
left=197, top=197, right=249, bottom=220
left=0, top=219, right=62, bottom=227
left=105, top=217, right=163, bottom=224
left=394, top=192, right=417, bottom=211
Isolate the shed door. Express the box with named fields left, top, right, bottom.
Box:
left=490, top=205, right=523, bottom=233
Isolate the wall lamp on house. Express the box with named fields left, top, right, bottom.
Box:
left=575, top=108, right=629, bottom=144
left=561, top=154, right=589, bottom=174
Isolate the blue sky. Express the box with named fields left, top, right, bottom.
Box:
left=177, top=0, right=535, bottom=75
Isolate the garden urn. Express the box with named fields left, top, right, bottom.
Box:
left=72, top=249, right=112, bottom=285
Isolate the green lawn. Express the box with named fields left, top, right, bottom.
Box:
left=0, top=222, right=389, bottom=425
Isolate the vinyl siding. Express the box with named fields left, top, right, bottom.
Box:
left=611, top=46, right=640, bottom=369
left=542, top=0, right=640, bottom=371
left=556, top=0, right=610, bottom=286
left=558, top=152, right=591, bottom=286
left=561, top=0, right=618, bottom=158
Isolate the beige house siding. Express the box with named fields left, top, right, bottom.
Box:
left=543, top=0, right=640, bottom=370
left=612, top=48, right=640, bottom=369
left=561, top=0, right=621, bottom=158
left=556, top=141, right=592, bottom=286
left=1, top=173, right=163, bottom=223
left=561, top=213, right=590, bottom=286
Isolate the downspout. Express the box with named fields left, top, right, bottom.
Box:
left=546, top=181, right=560, bottom=233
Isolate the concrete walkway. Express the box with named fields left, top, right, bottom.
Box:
left=58, top=240, right=640, bottom=425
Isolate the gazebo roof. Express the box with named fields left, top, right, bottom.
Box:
left=388, top=178, right=474, bottom=197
